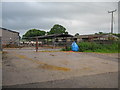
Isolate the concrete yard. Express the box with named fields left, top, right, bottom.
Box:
left=2, top=48, right=118, bottom=88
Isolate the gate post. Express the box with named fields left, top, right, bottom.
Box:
left=36, top=37, right=38, bottom=52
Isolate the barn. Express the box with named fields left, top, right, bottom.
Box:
left=74, top=34, right=119, bottom=44
left=0, top=28, right=2, bottom=50
left=0, top=27, right=20, bottom=48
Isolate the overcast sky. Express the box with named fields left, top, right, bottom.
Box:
left=1, top=2, right=118, bottom=36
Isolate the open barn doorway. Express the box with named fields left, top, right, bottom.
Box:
left=21, top=34, right=73, bottom=52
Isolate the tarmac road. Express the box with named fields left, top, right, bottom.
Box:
left=3, top=72, right=118, bottom=88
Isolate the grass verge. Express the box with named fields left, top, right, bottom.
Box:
left=62, top=41, right=119, bottom=53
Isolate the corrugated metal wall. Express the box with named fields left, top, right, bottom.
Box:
left=2, top=29, right=19, bottom=45
left=0, top=37, right=2, bottom=51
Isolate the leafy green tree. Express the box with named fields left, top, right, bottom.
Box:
left=22, top=29, right=46, bottom=38
left=47, top=24, right=68, bottom=35
left=95, top=33, right=98, bottom=35
left=75, top=33, right=79, bottom=36
left=99, top=32, right=103, bottom=34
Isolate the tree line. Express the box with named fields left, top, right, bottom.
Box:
left=22, top=24, right=68, bottom=38
left=22, top=24, right=120, bottom=39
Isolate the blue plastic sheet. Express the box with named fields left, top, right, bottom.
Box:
left=71, top=41, right=79, bottom=51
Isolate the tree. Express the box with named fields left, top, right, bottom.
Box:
left=47, top=24, right=68, bottom=35
left=95, top=33, right=98, bottom=35
left=75, top=33, right=79, bottom=36
left=22, top=29, right=46, bottom=38
left=99, top=32, right=103, bottom=34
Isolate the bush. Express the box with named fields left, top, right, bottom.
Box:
left=61, top=41, right=119, bottom=53
left=77, top=42, right=102, bottom=52
left=77, top=42, right=118, bottom=53
left=61, top=47, right=71, bottom=51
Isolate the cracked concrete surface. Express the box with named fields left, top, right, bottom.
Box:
left=2, top=49, right=118, bottom=88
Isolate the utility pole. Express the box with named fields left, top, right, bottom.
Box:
left=108, top=9, right=117, bottom=34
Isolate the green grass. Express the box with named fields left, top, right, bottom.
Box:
left=84, top=49, right=118, bottom=53
left=62, top=41, right=119, bottom=53
left=61, top=47, right=71, bottom=51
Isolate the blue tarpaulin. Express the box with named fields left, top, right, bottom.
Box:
left=71, top=41, right=79, bottom=51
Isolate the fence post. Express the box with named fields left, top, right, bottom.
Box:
left=65, top=37, right=67, bottom=49
left=36, top=37, right=38, bottom=52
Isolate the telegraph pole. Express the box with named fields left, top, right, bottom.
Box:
left=108, top=9, right=117, bottom=34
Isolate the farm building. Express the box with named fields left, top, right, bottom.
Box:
left=74, top=34, right=119, bottom=43
left=37, top=34, right=74, bottom=47
left=22, top=34, right=74, bottom=48
left=0, top=29, right=2, bottom=50
left=0, top=27, right=20, bottom=47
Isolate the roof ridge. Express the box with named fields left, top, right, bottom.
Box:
left=0, top=27, right=19, bottom=33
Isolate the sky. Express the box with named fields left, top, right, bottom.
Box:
left=1, top=1, right=118, bottom=36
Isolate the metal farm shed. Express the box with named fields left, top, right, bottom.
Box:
left=0, top=27, right=20, bottom=47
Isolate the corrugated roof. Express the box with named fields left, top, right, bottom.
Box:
left=74, top=34, right=118, bottom=38
left=23, top=34, right=73, bottom=39
left=36, top=34, right=73, bottom=39
left=0, top=27, right=19, bottom=34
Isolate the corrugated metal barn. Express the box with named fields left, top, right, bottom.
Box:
left=0, top=29, right=2, bottom=50
left=0, top=27, right=20, bottom=47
